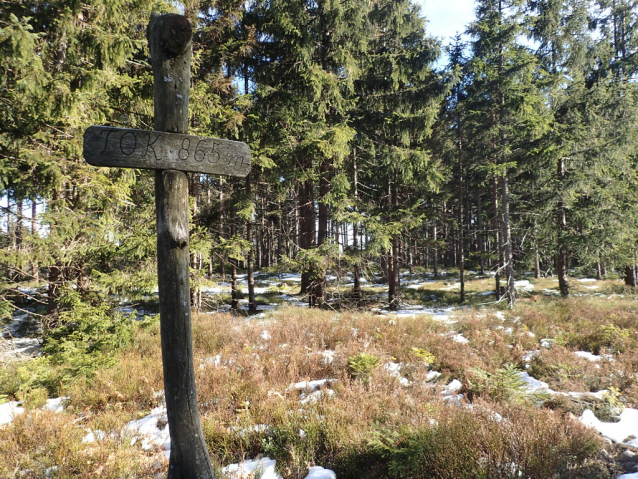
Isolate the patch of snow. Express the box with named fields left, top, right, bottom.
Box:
left=45, top=466, right=58, bottom=478
left=0, top=401, right=24, bottom=426
left=221, top=458, right=336, bottom=479
left=300, top=389, right=335, bottom=404
left=222, top=457, right=282, bottom=479
left=304, top=466, right=337, bottom=479
left=543, top=288, right=560, bottom=296
left=426, top=371, right=442, bottom=381
left=514, top=280, right=534, bottom=292
left=261, top=330, right=272, bottom=340
left=540, top=338, right=554, bottom=349
left=575, top=351, right=613, bottom=362
left=522, top=350, right=540, bottom=363
left=0, top=337, right=41, bottom=362
left=123, top=406, right=170, bottom=454
left=577, top=278, right=597, bottom=282
left=383, top=362, right=412, bottom=386
left=518, top=372, right=552, bottom=393
left=200, top=354, right=223, bottom=368
left=452, top=333, right=469, bottom=344
left=44, top=397, right=69, bottom=413
left=82, top=429, right=107, bottom=443
left=279, top=273, right=302, bottom=282
left=442, top=379, right=462, bottom=393
left=617, top=473, right=638, bottom=479
left=289, top=379, right=338, bottom=394
left=580, top=408, right=638, bottom=448
left=319, top=350, right=335, bottom=365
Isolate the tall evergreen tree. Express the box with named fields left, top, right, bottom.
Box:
left=0, top=0, right=173, bottom=317
left=353, top=0, right=443, bottom=308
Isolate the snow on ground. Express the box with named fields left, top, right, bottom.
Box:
left=381, top=306, right=457, bottom=324
left=580, top=408, right=638, bottom=448
left=518, top=372, right=551, bottom=393
left=513, top=280, right=534, bottom=292
left=0, top=337, right=41, bottom=362
left=441, top=379, right=464, bottom=404
left=222, top=457, right=281, bottom=479
left=0, top=396, right=69, bottom=426
left=383, top=362, right=411, bottom=386
left=222, top=457, right=336, bottom=479
left=288, top=379, right=338, bottom=393
left=2, top=273, right=635, bottom=479
left=575, top=351, right=614, bottom=362
left=122, top=406, right=171, bottom=458
left=44, top=397, right=69, bottom=413
left=0, top=401, right=24, bottom=426
left=451, top=333, right=469, bottom=344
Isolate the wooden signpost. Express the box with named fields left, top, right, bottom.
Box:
left=83, top=13, right=249, bottom=479
left=84, top=126, right=251, bottom=177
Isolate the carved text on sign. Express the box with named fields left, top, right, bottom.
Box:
left=84, top=126, right=251, bottom=177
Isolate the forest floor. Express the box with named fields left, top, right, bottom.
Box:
left=1, top=271, right=638, bottom=478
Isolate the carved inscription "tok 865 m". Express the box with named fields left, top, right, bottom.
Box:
left=83, top=126, right=251, bottom=178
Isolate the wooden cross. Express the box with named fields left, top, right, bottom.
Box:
left=83, top=13, right=248, bottom=478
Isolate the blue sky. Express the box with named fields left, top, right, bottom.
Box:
left=415, top=0, right=477, bottom=45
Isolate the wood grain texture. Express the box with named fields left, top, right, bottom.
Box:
left=84, top=126, right=251, bottom=177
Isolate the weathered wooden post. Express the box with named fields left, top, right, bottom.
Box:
left=147, top=14, right=213, bottom=478
left=83, top=13, right=250, bottom=479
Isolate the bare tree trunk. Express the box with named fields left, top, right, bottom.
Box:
left=624, top=266, right=636, bottom=287
left=492, top=177, right=502, bottom=300
left=299, top=181, right=318, bottom=305
left=556, top=158, right=569, bottom=297
left=31, top=200, right=39, bottom=282
left=433, top=222, right=439, bottom=279
left=477, top=191, right=485, bottom=275
left=456, top=107, right=466, bottom=303
left=502, top=174, right=515, bottom=307
left=246, top=175, right=256, bottom=313
left=352, top=151, right=362, bottom=299
left=388, top=179, right=399, bottom=310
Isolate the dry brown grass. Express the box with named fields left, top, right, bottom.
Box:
left=2, top=294, right=633, bottom=478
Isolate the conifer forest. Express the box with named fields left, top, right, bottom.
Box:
left=2, top=0, right=638, bottom=312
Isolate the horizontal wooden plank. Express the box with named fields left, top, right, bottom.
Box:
left=84, top=126, right=251, bottom=177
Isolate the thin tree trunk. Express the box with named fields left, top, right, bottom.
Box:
left=433, top=222, right=439, bottom=279
left=299, top=180, right=317, bottom=304
left=456, top=105, right=466, bottom=303
left=624, top=266, right=636, bottom=287
left=388, top=179, right=399, bottom=309
left=492, top=177, right=502, bottom=299
left=352, top=151, right=362, bottom=299
left=31, top=200, right=39, bottom=282
left=246, top=175, right=256, bottom=313
left=557, top=158, right=569, bottom=297
left=502, top=174, right=515, bottom=307
left=477, top=191, right=485, bottom=275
